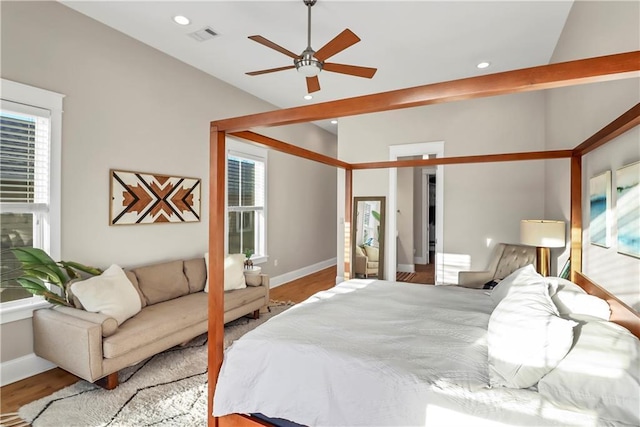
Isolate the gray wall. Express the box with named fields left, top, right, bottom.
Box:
left=1, top=2, right=336, bottom=364
left=544, top=0, right=640, bottom=309
left=337, top=92, right=547, bottom=283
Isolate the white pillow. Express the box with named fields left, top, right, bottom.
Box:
left=549, top=278, right=611, bottom=320
left=538, top=320, right=640, bottom=425
left=491, top=264, right=549, bottom=305
left=488, top=279, right=577, bottom=388
left=204, top=253, right=247, bottom=292
left=70, top=264, right=142, bottom=325
left=224, top=254, right=247, bottom=291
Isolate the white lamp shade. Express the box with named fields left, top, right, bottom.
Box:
left=520, top=220, right=566, bottom=248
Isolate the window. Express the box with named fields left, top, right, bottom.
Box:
left=227, top=140, right=267, bottom=262
left=0, top=79, right=63, bottom=322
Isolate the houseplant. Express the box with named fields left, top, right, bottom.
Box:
left=0, top=247, right=102, bottom=306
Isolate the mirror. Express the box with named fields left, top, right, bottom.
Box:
left=352, top=197, right=386, bottom=280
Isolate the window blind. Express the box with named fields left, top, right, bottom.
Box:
left=0, top=101, right=50, bottom=211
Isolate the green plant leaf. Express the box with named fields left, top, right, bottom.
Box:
left=59, top=261, right=103, bottom=277
left=22, top=265, right=64, bottom=286
left=11, top=248, right=67, bottom=284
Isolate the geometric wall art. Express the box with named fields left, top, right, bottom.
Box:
left=589, top=170, right=611, bottom=247
left=110, top=170, right=201, bottom=225
left=616, top=161, right=640, bottom=258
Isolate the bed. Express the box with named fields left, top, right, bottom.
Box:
left=206, top=50, right=640, bottom=427
left=213, top=271, right=639, bottom=426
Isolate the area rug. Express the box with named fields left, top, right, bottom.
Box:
left=15, top=302, right=293, bottom=427
left=396, top=271, right=416, bottom=282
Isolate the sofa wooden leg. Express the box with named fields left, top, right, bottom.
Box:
left=253, top=309, right=260, bottom=319
left=96, top=372, right=119, bottom=390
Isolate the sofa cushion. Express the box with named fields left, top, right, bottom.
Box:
left=103, top=292, right=207, bottom=359
left=124, top=270, right=147, bottom=308
left=70, top=265, right=142, bottom=326
left=355, top=246, right=366, bottom=257
left=184, top=257, right=206, bottom=293
left=224, top=285, right=266, bottom=312
left=133, top=260, right=189, bottom=305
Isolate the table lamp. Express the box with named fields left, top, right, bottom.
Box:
left=520, top=220, right=566, bottom=276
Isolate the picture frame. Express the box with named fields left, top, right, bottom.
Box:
left=110, top=169, right=201, bottom=225
left=616, top=161, right=640, bottom=258
left=589, top=170, right=611, bottom=247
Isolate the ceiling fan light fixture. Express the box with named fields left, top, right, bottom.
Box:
left=295, top=49, right=323, bottom=77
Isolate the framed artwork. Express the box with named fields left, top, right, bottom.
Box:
left=110, top=170, right=201, bottom=225
left=589, top=170, right=611, bottom=247
left=616, top=161, right=640, bottom=258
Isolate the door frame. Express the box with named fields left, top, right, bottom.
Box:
left=388, top=142, right=444, bottom=284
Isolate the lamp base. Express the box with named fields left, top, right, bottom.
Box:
left=535, top=246, right=551, bottom=277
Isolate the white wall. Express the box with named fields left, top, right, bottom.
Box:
left=0, top=1, right=336, bottom=369
left=337, top=92, right=547, bottom=283
left=545, top=0, right=640, bottom=309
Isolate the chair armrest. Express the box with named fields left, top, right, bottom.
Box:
left=33, top=308, right=104, bottom=382
left=355, top=255, right=367, bottom=272
left=53, top=306, right=118, bottom=337
left=458, top=270, right=493, bottom=288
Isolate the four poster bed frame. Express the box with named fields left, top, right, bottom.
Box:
left=207, top=51, right=640, bottom=427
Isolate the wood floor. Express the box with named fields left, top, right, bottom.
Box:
left=0, top=266, right=337, bottom=415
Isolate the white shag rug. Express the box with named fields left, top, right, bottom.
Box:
left=17, top=303, right=293, bottom=427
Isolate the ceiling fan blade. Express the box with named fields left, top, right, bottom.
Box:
left=306, top=76, right=320, bottom=93
left=248, top=35, right=299, bottom=59
left=323, top=63, right=377, bottom=79
left=315, top=29, right=361, bottom=62
left=246, top=65, right=296, bottom=76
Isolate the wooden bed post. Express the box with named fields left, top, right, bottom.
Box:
left=208, top=126, right=226, bottom=427
left=569, top=154, right=582, bottom=281
left=344, top=169, right=353, bottom=280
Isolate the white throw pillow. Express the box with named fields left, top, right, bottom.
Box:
left=204, top=253, right=247, bottom=292
left=550, top=278, right=611, bottom=320
left=538, top=320, right=640, bottom=425
left=488, top=278, right=577, bottom=388
left=490, top=264, right=546, bottom=305
left=364, top=245, right=379, bottom=262
left=224, top=254, right=247, bottom=291
left=70, top=264, right=142, bottom=325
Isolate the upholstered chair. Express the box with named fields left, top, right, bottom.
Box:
left=458, top=243, right=536, bottom=288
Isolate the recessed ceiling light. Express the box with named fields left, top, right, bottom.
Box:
left=477, top=61, right=491, bottom=69
left=330, top=120, right=338, bottom=125
left=173, top=15, right=190, bottom=26
left=303, top=94, right=313, bottom=100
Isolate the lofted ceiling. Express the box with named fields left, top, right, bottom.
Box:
left=60, top=1, right=574, bottom=133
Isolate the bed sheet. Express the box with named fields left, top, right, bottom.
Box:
left=213, top=279, right=617, bottom=426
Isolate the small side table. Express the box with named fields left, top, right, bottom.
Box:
left=243, top=266, right=262, bottom=286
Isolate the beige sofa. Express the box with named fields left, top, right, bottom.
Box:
left=33, top=256, right=269, bottom=389
left=354, top=245, right=379, bottom=278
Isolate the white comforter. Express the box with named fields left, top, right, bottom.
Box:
left=213, top=280, right=611, bottom=426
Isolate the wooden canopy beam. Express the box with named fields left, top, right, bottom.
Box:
left=352, top=150, right=572, bottom=170
left=212, top=51, right=640, bottom=132
left=572, top=102, right=640, bottom=156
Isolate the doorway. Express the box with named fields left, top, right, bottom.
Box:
left=388, top=142, right=444, bottom=284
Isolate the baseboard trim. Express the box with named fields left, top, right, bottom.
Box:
left=413, top=256, right=427, bottom=265
left=1, top=353, right=55, bottom=386
left=397, top=264, right=415, bottom=273
left=270, top=258, right=337, bottom=289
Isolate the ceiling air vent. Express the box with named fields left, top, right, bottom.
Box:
left=188, top=27, right=218, bottom=42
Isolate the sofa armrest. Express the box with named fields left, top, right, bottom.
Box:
left=33, top=308, right=104, bottom=382
left=458, top=270, right=493, bottom=288
left=260, top=274, right=269, bottom=302
left=53, top=306, right=118, bottom=337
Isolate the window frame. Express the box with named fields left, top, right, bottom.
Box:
left=0, top=79, right=64, bottom=324
left=226, top=138, right=268, bottom=265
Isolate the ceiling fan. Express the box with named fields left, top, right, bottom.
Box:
left=246, top=0, right=377, bottom=94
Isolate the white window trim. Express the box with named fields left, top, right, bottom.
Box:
left=226, top=137, right=268, bottom=265
left=0, top=79, right=64, bottom=324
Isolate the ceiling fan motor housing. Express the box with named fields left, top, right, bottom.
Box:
left=294, top=47, right=323, bottom=76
